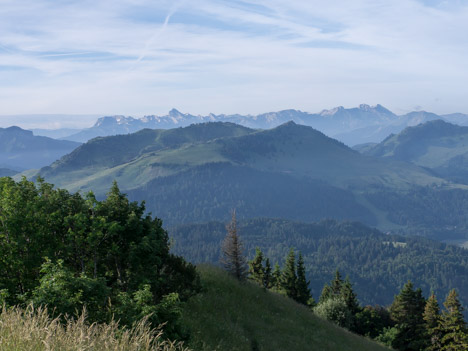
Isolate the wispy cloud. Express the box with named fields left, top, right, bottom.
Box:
left=0, top=0, right=467, bottom=127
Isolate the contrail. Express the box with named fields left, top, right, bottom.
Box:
left=132, top=1, right=185, bottom=67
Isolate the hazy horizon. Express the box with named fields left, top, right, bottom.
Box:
left=1, top=102, right=468, bottom=130
left=1, top=0, right=468, bottom=126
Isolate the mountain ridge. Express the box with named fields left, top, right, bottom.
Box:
left=361, top=119, right=468, bottom=185
left=47, top=104, right=468, bottom=145
left=0, top=126, right=81, bottom=170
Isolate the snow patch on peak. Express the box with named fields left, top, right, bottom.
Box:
left=320, top=106, right=344, bottom=116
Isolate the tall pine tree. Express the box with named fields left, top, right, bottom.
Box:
left=295, top=253, right=312, bottom=306
left=424, top=292, right=442, bottom=351
left=389, top=281, right=426, bottom=351
left=281, top=248, right=297, bottom=300
left=221, top=210, right=247, bottom=281
left=271, top=263, right=282, bottom=291
left=341, top=277, right=360, bottom=315
left=248, top=247, right=264, bottom=285
left=331, top=270, right=343, bottom=296
left=440, top=289, right=468, bottom=350
left=263, top=258, right=272, bottom=289
left=319, top=284, right=333, bottom=304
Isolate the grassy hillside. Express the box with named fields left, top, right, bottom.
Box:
left=181, top=265, right=391, bottom=351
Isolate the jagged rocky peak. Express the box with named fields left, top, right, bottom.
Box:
left=168, top=108, right=184, bottom=117
left=319, top=106, right=345, bottom=116
left=94, top=115, right=135, bottom=127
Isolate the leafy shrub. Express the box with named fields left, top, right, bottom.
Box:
left=314, top=297, right=353, bottom=329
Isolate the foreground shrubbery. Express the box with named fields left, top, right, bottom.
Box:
left=0, top=177, right=200, bottom=340
left=0, top=305, right=190, bottom=351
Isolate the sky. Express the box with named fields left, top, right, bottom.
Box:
left=1, top=0, right=468, bottom=128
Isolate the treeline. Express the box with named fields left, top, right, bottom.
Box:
left=169, top=218, right=468, bottom=308
left=0, top=177, right=200, bottom=340
left=248, top=248, right=468, bottom=350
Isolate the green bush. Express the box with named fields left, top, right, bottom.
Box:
left=314, top=297, right=353, bottom=329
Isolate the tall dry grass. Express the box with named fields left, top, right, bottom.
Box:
left=0, top=305, right=190, bottom=351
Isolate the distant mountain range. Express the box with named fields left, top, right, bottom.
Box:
left=0, top=126, right=81, bottom=170
left=32, top=105, right=468, bottom=146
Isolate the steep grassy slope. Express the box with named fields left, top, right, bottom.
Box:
left=181, top=265, right=391, bottom=351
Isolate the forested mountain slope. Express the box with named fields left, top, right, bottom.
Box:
left=169, top=218, right=468, bottom=308
left=33, top=121, right=468, bottom=239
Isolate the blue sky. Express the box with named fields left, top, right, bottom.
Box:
left=1, top=0, right=468, bottom=127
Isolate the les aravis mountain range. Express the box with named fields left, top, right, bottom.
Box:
left=4, top=104, right=468, bottom=309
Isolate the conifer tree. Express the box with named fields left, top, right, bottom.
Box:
left=271, top=263, right=282, bottom=290
left=389, top=281, right=426, bottom=351
left=341, top=277, right=360, bottom=315
left=331, top=270, right=343, bottom=296
left=319, top=284, right=333, bottom=304
left=295, top=253, right=312, bottom=306
left=281, top=248, right=297, bottom=300
left=424, top=292, right=442, bottom=351
left=263, top=258, right=272, bottom=289
left=221, top=210, right=248, bottom=281
left=248, top=247, right=264, bottom=285
left=440, top=289, right=468, bottom=350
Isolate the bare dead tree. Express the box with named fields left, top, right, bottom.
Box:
left=221, top=210, right=248, bottom=281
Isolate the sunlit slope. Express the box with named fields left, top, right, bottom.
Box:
left=181, top=265, right=391, bottom=351
left=38, top=121, right=445, bottom=195
left=362, top=119, right=468, bottom=184
left=38, top=122, right=255, bottom=192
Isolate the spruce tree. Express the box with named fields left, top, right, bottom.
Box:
left=281, top=248, right=297, bottom=300
left=248, top=247, right=264, bottom=285
left=341, top=277, right=360, bottom=315
left=389, top=281, right=426, bottom=351
left=440, top=289, right=468, bottom=350
left=295, top=253, right=312, bottom=306
left=263, top=258, right=272, bottom=289
left=220, top=210, right=248, bottom=281
left=319, top=284, right=333, bottom=304
left=331, top=270, right=343, bottom=296
left=424, top=292, right=442, bottom=351
left=271, top=263, right=282, bottom=290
